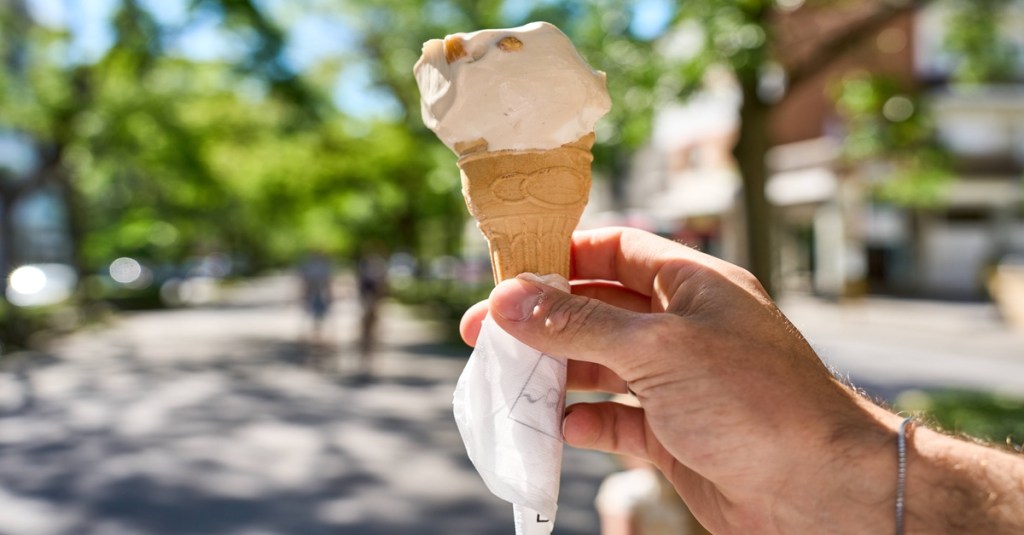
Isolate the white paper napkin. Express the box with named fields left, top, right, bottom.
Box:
left=453, top=278, right=569, bottom=535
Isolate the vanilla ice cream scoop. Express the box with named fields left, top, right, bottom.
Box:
left=414, top=21, right=611, bottom=153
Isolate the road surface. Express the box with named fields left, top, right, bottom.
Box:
left=0, top=277, right=614, bottom=535
left=2, top=278, right=1022, bottom=535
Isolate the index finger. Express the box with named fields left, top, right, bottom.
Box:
left=570, top=227, right=740, bottom=297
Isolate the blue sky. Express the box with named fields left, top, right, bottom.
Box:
left=26, top=0, right=672, bottom=118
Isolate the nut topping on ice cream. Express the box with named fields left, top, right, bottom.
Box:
left=443, top=35, right=467, bottom=64
left=414, top=21, right=610, bottom=153
left=497, top=36, right=523, bottom=52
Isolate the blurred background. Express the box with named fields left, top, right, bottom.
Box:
left=1, top=0, right=1023, bottom=533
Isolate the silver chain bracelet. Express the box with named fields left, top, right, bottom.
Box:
left=896, top=416, right=916, bottom=535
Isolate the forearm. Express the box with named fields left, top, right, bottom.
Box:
left=906, top=423, right=1024, bottom=534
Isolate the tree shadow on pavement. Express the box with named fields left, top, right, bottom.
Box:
left=0, top=326, right=606, bottom=535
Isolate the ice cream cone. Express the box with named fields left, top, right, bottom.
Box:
left=459, top=133, right=594, bottom=283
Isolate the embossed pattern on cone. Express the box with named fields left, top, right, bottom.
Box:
left=458, top=134, right=594, bottom=283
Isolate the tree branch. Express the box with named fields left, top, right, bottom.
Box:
left=786, top=0, right=926, bottom=90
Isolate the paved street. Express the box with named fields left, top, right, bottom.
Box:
left=1, top=278, right=1023, bottom=535
left=782, top=296, right=1024, bottom=401
left=0, top=277, right=614, bottom=535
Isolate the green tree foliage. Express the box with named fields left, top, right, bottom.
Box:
left=833, top=74, right=953, bottom=207
left=834, top=0, right=1021, bottom=208
left=0, top=0, right=472, bottom=275
left=1, top=0, right=1017, bottom=288
left=0, top=0, right=658, bottom=276
left=659, top=0, right=923, bottom=294
left=943, top=0, right=1018, bottom=84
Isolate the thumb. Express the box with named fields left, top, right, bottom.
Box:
left=489, top=273, right=649, bottom=373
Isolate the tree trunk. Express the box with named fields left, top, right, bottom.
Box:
left=1, top=190, right=17, bottom=279
left=734, top=80, right=775, bottom=296
left=53, top=167, right=87, bottom=282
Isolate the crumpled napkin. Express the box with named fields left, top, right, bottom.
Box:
left=453, top=276, right=569, bottom=535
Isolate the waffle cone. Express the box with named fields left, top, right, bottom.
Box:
left=458, top=133, right=594, bottom=283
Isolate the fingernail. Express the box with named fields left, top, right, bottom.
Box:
left=562, top=405, right=590, bottom=446
left=490, top=278, right=544, bottom=322
left=561, top=406, right=576, bottom=441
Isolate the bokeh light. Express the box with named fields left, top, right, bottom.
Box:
left=9, top=265, right=47, bottom=295
left=109, top=257, right=143, bottom=285
left=883, top=95, right=915, bottom=122
left=6, top=264, right=76, bottom=307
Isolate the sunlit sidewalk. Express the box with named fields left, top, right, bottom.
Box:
left=782, top=295, right=1024, bottom=400
left=0, top=277, right=613, bottom=535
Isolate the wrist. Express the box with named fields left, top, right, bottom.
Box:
left=763, top=389, right=900, bottom=534
left=784, top=390, right=1024, bottom=535
left=816, top=397, right=904, bottom=533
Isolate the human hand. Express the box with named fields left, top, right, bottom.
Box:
left=460, top=227, right=899, bottom=534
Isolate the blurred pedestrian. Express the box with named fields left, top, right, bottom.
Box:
left=298, top=250, right=333, bottom=346
left=356, top=246, right=389, bottom=375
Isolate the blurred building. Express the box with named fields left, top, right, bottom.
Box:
left=629, top=2, right=1024, bottom=301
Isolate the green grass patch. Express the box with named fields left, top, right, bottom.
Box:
left=896, top=389, right=1024, bottom=450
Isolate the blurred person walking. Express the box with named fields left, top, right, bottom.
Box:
left=356, top=246, right=389, bottom=376
left=298, top=250, right=334, bottom=347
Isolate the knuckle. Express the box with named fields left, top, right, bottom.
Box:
left=730, top=266, right=768, bottom=295
left=542, top=293, right=602, bottom=341
left=637, top=314, right=688, bottom=360
left=647, top=314, right=685, bottom=344
left=639, top=315, right=691, bottom=371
